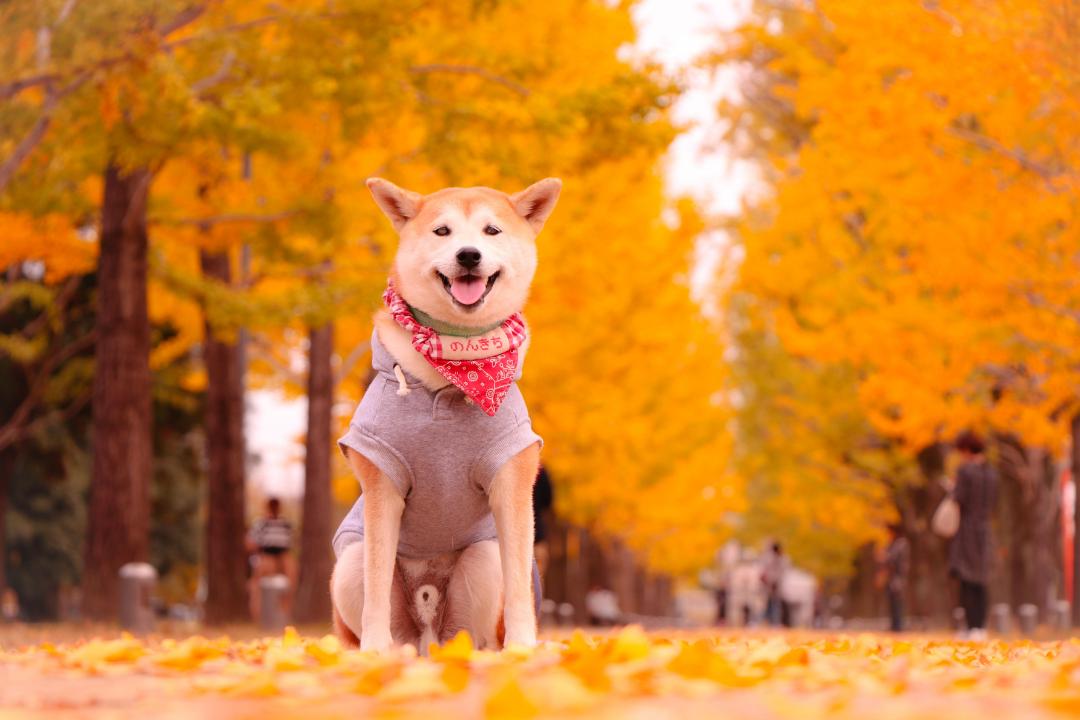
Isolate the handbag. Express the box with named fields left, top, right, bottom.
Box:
left=931, top=495, right=960, bottom=538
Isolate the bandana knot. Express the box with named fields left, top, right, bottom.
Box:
left=383, top=284, right=528, bottom=416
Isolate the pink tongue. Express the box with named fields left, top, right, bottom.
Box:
left=450, top=276, right=486, bottom=305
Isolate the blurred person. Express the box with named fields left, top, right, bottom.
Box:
left=949, top=431, right=998, bottom=640
left=533, top=466, right=554, bottom=582
left=711, top=542, right=740, bottom=625
left=879, top=524, right=910, bottom=632
left=728, top=548, right=765, bottom=626
left=778, top=566, right=818, bottom=628
left=247, top=497, right=296, bottom=620
left=761, top=542, right=788, bottom=626
left=1, top=588, right=19, bottom=621
left=585, top=584, right=621, bottom=626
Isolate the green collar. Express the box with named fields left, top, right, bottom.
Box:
left=409, top=305, right=505, bottom=337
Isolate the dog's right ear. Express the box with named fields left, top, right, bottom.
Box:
left=366, top=178, right=422, bottom=231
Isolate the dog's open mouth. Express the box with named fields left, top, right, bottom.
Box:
left=437, top=271, right=500, bottom=309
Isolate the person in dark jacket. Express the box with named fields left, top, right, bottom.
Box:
left=881, top=524, right=910, bottom=632
left=949, top=431, right=998, bottom=640
left=533, top=466, right=554, bottom=581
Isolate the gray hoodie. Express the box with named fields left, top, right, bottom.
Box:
left=334, top=331, right=541, bottom=559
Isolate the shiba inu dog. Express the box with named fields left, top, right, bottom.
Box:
left=330, top=177, right=561, bottom=652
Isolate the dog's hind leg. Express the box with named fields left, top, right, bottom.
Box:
left=442, top=540, right=503, bottom=649
left=330, top=541, right=419, bottom=649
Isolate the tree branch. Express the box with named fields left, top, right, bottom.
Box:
left=1024, top=290, right=1080, bottom=326
left=157, top=3, right=208, bottom=37
left=334, top=340, right=371, bottom=388
left=0, top=73, right=60, bottom=100
left=157, top=210, right=296, bottom=228
left=0, top=68, right=95, bottom=194
left=3, top=389, right=92, bottom=450
left=409, top=64, right=531, bottom=96
left=248, top=335, right=304, bottom=387
left=161, top=14, right=283, bottom=51
left=56, top=0, right=79, bottom=26
left=950, top=127, right=1076, bottom=185
left=0, top=329, right=95, bottom=452
left=19, top=275, right=81, bottom=340
left=0, top=4, right=207, bottom=100
left=191, top=49, right=236, bottom=95
left=0, top=95, right=58, bottom=194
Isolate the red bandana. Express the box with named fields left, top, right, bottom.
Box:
left=383, top=284, right=528, bottom=416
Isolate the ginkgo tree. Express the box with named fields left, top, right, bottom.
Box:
left=714, top=0, right=1080, bottom=607
left=3, top=0, right=744, bottom=623
left=1, top=0, right=452, bottom=620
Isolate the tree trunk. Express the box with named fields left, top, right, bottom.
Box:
left=294, top=322, right=334, bottom=624
left=567, top=526, right=589, bottom=624
left=1072, top=412, right=1080, bottom=627
left=997, top=437, right=1060, bottom=616
left=544, top=520, right=568, bottom=604
left=82, top=163, right=153, bottom=620
left=903, top=444, right=953, bottom=625
left=0, top=450, right=9, bottom=601
left=609, top=541, right=637, bottom=618
left=199, top=250, right=249, bottom=624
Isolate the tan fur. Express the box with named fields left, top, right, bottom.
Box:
left=331, top=178, right=559, bottom=652
left=332, top=602, right=359, bottom=648
left=372, top=177, right=559, bottom=331
left=488, top=442, right=542, bottom=646
left=372, top=310, right=449, bottom=390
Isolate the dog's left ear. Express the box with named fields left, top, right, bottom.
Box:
left=511, top=178, right=562, bottom=232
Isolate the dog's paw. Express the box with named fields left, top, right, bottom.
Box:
left=359, top=627, right=394, bottom=653
left=503, top=624, right=538, bottom=649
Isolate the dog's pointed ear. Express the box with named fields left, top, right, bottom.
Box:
left=511, top=178, right=562, bottom=232
left=367, top=178, right=422, bottom=231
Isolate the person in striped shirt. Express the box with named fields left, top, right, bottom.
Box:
left=247, top=498, right=296, bottom=619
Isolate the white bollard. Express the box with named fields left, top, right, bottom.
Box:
left=557, top=602, right=575, bottom=627
left=1018, top=603, right=1038, bottom=635
left=952, top=606, right=967, bottom=631
left=540, top=599, right=558, bottom=627
left=991, top=603, right=1011, bottom=635
left=118, top=562, right=157, bottom=634
left=259, top=574, right=290, bottom=631
left=1051, top=600, right=1071, bottom=632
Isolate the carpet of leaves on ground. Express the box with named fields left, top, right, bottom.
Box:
left=2, top=626, right=1080, bottom=718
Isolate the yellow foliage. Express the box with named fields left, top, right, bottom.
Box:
left=4, top=627, right=1080, bottom=716
left=714, top=0, right=1080, bottom=569
left=0, top=214, right=93, bottom=282
left=0, top=0, right=734, bottom=576
left=731, top=0, right=1080, bottom=447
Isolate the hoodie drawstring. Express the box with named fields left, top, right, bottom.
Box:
left=393, top=365, right=412, bottom=396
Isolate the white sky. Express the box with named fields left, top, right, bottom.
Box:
left=246, top=0, right=750, bottom=499
left=632, top=0, right=752, bottom=213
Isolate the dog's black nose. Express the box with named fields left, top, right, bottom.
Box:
left=456, top=247, right=482, bottom=269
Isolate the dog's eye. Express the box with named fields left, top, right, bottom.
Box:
left=483, top=225, right=502, bottom=236
left=433, top=226, right=451, bottom=237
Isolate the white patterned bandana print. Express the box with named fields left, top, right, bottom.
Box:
left=383, top=284, right=528, bottom=416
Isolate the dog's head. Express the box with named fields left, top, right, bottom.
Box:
left=367, top=177, right=561, bottom=328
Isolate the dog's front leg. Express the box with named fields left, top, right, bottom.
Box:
left=354, top=453, right=405, bottom=652
left=488, top=443, right=541, bottom=647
